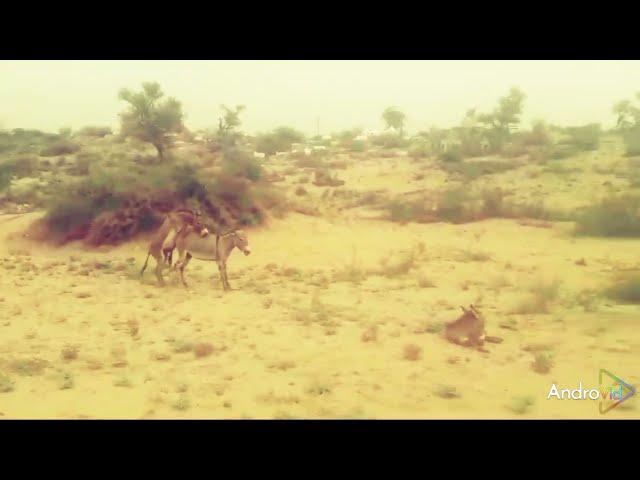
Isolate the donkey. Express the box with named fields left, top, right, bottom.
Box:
left=444, top=304, right=485, bottom=347
left=140, top=213, right=209, bottom=286
left=173, top=229, right=251, bottom=290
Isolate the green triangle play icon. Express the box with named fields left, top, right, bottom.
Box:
left=599, top=369, right=636, bottom=414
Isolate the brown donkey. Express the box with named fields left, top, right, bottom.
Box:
left=140, top=211, right=209, bottom=286
left=444, top=304, right=486, bottom=347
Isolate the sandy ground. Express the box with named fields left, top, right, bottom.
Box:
left=0, top=202, right=638, bottom=419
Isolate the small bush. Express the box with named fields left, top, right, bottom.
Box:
left=521, top=121, right=552, bottom=146
left=605, top=275, right=640, bottom=304
left=575, top=195, right=640, bottom=237
left=437, top=187, right=473, bottom=223
left=440, top=160, right=521, bottom=181
left=295, top=156, right=324, bottom=169
left=564, top=123, right=601, bottom=151
left=623, top=128, right=640, bottom=157
left=531, top=352, right=554, bottom=374
left=349, top=139, right=366, bottom=152
left=403, top=344, right=422, bottom=361
left=61, top=345, right=79, bottom=361
left=77, top=126, right=113, bottom=138
left=58, top=371, right=74, bottom=390
left=40, top=140, right=80, bottom=157
left=193, top=342, right=214, bottom=358
left=0, top=373, right=15, bottom=393
left=550, top=144, right=579, bottom=160
left=507, top=396, right=535, bottom=414
left=434, top=384, right=460, bottom=399
left=513, top=279, right=561, bottom=314
left=221, top=148, right=262, bottom=181
left=439, top=149, right=463, bottom=163
left=388, top=198, right=434, bottom=224
left=371, top=132, right=407, bottom=149
left=409, top=139, right=430, bottom=159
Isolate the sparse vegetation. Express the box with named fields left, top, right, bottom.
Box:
left=507, top=396, right=535, bottom=414
left=605, top=275, right=640, bottom=304
left=575, top=194, right=640, bottom=237
left=531, top=352, right=554, bottom=374
left=403, top=344, right=422, bottom=361
left=0, top=373, right=15, bottom=393
left=513, top=279, right=561, bottom=314
left=434, top=384, right=460, bottom=399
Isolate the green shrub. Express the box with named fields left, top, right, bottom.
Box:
left=77, top=126, right=113, bottom=138
left=409, top=139, right=430, bottom=159
left=502, top=141, right=528, bottom=158
left=605, top=275, right=640, bottom=304
left=564, top=123, right=601, bottom=151
left=520, top=121, right=552, bottom=146
left=575, top=194, right=640, bottom=237
left=370, top=132, right=408, bottom=149
left=349, top=139, right=366, bottom=152
left=0, top=166, right=11, bottom=191
left=40, top=140, right=80, bottom=157
left=439, top=149, right=463, bottom=163
left=221, top=148, right=262, bottom=181
left=550, top=144, right=579, bottom=160
left=438, top=187, right=473, bottom=222
left=441, top=160, right=520, bottom=181
left=481, top=187, right=505, bottom=217
left=0, top=155, right=38, bottom=178
left=623, top=128, right=640, bottom=157
left=390, top=199, right=431, bottom=223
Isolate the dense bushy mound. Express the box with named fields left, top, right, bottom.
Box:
left=31, top=147, right=281, bottom=246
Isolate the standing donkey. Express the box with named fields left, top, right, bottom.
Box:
left=140, top=211, right=209, bottom=286
left=173, top=229, right=251, bottom=290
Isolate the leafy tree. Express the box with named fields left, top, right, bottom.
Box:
left=612, top=93, right=640, bottom=155
left=613, top=96, right=640, bottom=131
left=216, top=104, right=246, bottom=148
left=478, top=87, right=526, bottom=150
left=255, top=126, right=305, bottom=156
left=382, top=107, right=406, bottom=137
left=335, top=128, right=362, bottom=149
left=118, top=82, right=184, bottom=161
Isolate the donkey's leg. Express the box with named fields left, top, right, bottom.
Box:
left=154, top=259, right=166, bottom=287
left=222, top=263, right=231, bottom=290
left=179, top=252, right=192, bottom=288
left=161, top=228, right=178, bottom=266
left=217, top=261, right=229, bottom=291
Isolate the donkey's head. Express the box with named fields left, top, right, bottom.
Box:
left=227, top=229, right=251, bottom=256
left=459, top=304, right=482, bottom=322
left=191, top=219, right=209, bottom=238
left=189, top=210, right=209, bottom=238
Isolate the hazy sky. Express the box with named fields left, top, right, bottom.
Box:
left=1, top=60, right=640, bottom=135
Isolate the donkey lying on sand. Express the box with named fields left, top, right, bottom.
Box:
left=140, top=213, right=209, bottom=286
left=444, top=304, right=486, bottom=347
left=173, top=228, right=251, bottom=290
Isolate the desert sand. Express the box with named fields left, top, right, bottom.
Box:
left=0, top=147, right=638, bottom=419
